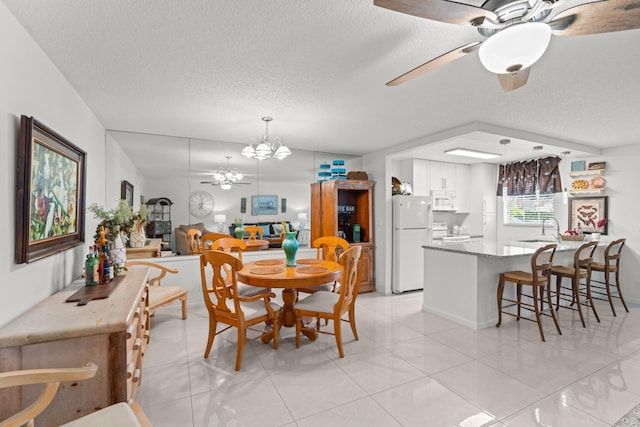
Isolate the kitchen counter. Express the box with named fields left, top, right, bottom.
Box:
left=421, top=238, right=608, bottom=329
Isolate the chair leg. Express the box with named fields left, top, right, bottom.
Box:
left=181, top=296, right=188, bottom=320
left=516, top=283, right=522, bottom=321
left=555, top=275, right=562, bottom=311
left=546, top=284, right=562, bottom=336
left=235, top=326, right=245, bottom=371
left=334, top=315, right=344, bottom=358
left=348, top=306, right=359, bottom=340
left=615, top=269, right=630, bottom=313
left=204, top=317, right=217, bottom=358
left=272, top=312, right=280, bottom=350
left=532, top=286, right=545, bottom=342
left=295, top=313, right=302, bottom=349
left=605, top=271, right=617, bottom=316
left=573, top=277, right=586, bottom=328
left=496, top=275, right=505, bottom=327
left=585, top=275, right=600, bottom=323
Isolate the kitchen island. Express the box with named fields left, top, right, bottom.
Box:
left=421, top=239, right=603, bottom=329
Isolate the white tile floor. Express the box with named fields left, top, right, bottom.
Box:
left=138, top=291, right=640, bottom=426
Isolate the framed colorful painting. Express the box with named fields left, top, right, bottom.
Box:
left=16, top=116, right=87, bottom=263
left=251, top=195, right=278, bottom=215
left=568, top=196, right=608, bottom=235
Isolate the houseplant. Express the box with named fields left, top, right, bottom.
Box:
left=589, top=217, right=607, bottom=241
left=88, top=199, right=134, bottom=273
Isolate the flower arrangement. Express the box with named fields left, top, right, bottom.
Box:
left=234, top=217, right=243, bottom=226
left=589, top=217, right=608, bottom=232
left=88, top=200, right=147, bottom=242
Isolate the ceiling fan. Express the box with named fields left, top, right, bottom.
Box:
left=200, top=156, right=251, bottom=190
left=375, top=0, right=640, bottom=91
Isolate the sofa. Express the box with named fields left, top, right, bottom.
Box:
left=174, top=223, right=214, bottom=255
left=229, top=221, right=295, bottom=248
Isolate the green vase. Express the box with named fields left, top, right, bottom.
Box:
left=234, top=225, right=244, bottom=240
left=282, top=231, right=299, bottom=267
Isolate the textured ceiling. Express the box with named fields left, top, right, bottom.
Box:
left=3, top=0, right=640, bottom=159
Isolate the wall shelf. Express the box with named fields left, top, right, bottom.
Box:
left=569, top=169, right=605, bottom=177
left=569, top=188, right=605, bottom=195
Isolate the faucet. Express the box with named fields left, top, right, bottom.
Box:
left=542, top=217, right=561, bottom=242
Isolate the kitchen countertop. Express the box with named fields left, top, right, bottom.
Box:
left=422, top=238, right=608, bottom=258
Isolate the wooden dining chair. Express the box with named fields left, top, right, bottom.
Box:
left=199, top=250, right=280, bottom=371
left=549, top=241, right=599, bottom=327
left=243, top=226, right=264, bottom=241
left=496, top=244, right=560, bottom=342
left=0, top=363, right=151, bottom=427
left=210, top=237, right=268, bottom=296
left=185, top=228, right=203, bottom=255
left=126, top=260, right=187, bottom=320
left=297, top=236, right=350, bottom=296
left=200, top=232, right=229, bottom=251
left=294, top=245, right=362, bottom=358
left=590, top=238, right=628, bottom=316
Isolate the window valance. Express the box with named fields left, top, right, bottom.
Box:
left=497, top=156, right=562, bottom=196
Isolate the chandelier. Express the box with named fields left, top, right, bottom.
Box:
left=214, top=156, right=243, bottom=190
left=241, top=117, right=291, bottom=160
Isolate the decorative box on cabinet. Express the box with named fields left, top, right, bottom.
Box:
left=0, top=268, right=151, bottom=427
left=311, top=179, right=375, bottom=293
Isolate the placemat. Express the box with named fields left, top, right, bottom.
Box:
left=255, top=259, right=283, bottom=266
left=296, top=258, right=321, bottom=265
left=65, top=275, right=125, bottom=306
left=250, top=267, right=284, bottom=275
left=297, top=266, right=329, bottom=274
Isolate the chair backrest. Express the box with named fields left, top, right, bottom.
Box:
left=243, top=226, right=263, bottom=241
left=126, top=260, right=179, bottom=287
left=336, top=245, right=363, bottom=310
left=199, top=250, right=243, bottom=317
left=312, top=236, right=349, bottom=262
left=574, top=241, right=598, bottom=271
left=604, top=238, right=626, bottom=267
left=201, top=232, right=229, bottom=251
left=531, top=243, right=557, bottom=285
left=211, top=238, right=246, bottom=285
left=186, top=228, right=203, bottom=255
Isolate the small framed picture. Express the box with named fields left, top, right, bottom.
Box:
left=588, top=161, right=606, bottom=170
left=571, top=161, right=586, bottom=172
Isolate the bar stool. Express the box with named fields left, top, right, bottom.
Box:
left=549, top=241, right=599, bottom=327
left=496, top=244, right=560, bottom=342
left=590, top=238, right=628, bottom=316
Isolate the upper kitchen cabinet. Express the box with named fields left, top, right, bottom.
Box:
left=429, top=161, right=456, bottom=191
left=391, top=159, right=429, bottom=196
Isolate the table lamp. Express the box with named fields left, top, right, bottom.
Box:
left=214, top=214, right=227, bottom=233
left=297, top=212, right=308, bottom=230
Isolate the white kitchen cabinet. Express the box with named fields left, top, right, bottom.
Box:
left=454, top=163, right=470, bottom=212
left=429, top=161, right=456, bottom=191
left=411, top=159, right=429, bottom=196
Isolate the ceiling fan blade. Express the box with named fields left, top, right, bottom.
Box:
left=386, top=42, right=481, bottom=86
left=550, top=0, right=640, bottom=36
left=200, top=181, right=215, bottom=184
left=497, top=67, right=531, bottom=92
left=373, top=0, right=497, bottom=26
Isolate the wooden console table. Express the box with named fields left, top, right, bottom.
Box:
left=126, top=237, right=162, bottom=259
left=0, top=267, right=151, bottom=426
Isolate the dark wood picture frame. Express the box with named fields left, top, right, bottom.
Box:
left=16, top=116, right=86, bottom=263
left=121, top=180, right=134, bottom=207
left=568, top=196, right=608, bottom=235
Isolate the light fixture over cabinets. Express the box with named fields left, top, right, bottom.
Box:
left=241, top=117, right=291, bottom=160
left=444, top=148, right=501, bottom=160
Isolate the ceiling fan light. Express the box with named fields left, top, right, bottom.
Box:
left=255, top=142, right=271, bottom=157
left=220, top=182, right=232, bottom=190
left=478, top=22, right=551, bottom=74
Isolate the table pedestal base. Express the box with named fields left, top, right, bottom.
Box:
left=261, top=288, right=317, bottom=343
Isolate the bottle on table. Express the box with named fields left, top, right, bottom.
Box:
left=85, top=246, right=99, bottom=286
left=100, top=244, right=111, bottom=285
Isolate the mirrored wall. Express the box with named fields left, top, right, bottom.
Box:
left=105, top=130, right=361, bottom=252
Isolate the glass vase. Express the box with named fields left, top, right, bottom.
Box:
left=234, top=224, right=244, bottom=240
left=282, top=231, right=299, bottom=267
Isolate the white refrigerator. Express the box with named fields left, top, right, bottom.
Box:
left=392, top=195, right=432, bottom=293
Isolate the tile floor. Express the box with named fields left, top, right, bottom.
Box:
left=138, top=291, right=640, bottom=426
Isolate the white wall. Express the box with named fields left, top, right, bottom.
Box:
left=0, top=3, right=107, bottom=326
left=105, top=132, right=145, bottom=212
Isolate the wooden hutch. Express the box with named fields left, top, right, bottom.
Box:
left=311, top=180, right=374, bottom=292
